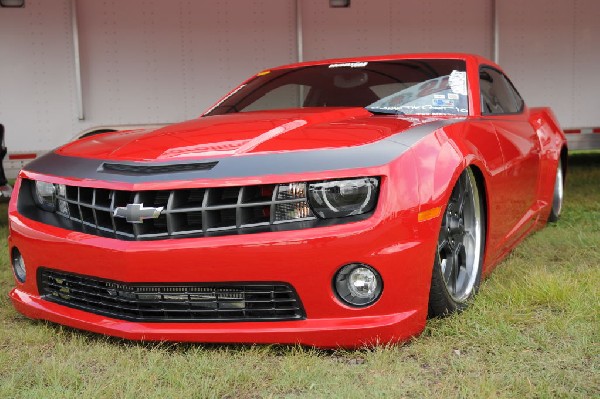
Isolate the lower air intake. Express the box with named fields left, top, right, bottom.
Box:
left=38, top=269, right=305, bottom=322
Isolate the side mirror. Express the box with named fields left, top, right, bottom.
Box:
left=479, top=71, right=493, bottom=83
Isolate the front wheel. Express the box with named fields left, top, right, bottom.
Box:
left=428, top=167, right=485, bottom=317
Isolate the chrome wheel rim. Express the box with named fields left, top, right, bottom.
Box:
left=437, top=169, right=483, bottom=303
left=552, top=160, right=564, bottom=216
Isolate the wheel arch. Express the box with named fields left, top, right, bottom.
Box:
left=409, top=129, right=492, bottom=231
left=466, top=163, right=490, bottom=270
left=415, top=139, right=491, bottom=277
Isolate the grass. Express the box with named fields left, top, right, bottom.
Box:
left=0, top=153, right=598, bottom=398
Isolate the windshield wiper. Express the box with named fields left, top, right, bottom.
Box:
left=365, top=107, right=405, bottom=116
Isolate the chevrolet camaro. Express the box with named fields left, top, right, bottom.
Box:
left=8, top=53, right=567, bottom=348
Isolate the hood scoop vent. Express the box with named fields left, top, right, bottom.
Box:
left=99, top=160, right=218, bottom=175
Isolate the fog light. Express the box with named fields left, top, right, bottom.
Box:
left=334, top=263, right=382, bottom=307
left=11, top=248, right=26, bottom=283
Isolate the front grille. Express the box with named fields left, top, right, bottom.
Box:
left=51, top=182, right=315, bottom=240
left=38, top=269, right=305, bottom=322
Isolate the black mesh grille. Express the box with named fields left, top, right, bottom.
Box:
left=38, top=269, right=305, bottom=322
left=52, top=182, right=315, bottom=240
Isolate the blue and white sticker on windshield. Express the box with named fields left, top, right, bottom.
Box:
left=432, top=99, right=455, bottom=107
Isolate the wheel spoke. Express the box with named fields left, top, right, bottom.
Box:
left=451, top=247, right=461, bottom=293
left=438, top=238, right=448, bottom=253
left=442, top=256, right=454, bottom=286
left=464, top=231, right=476, bottom=249
left=458, top=267, right=470, bottom=292
left=438, top=226, right=450, bottom=249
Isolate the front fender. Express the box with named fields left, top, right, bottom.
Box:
left=408, top=121, right=502, bottom=275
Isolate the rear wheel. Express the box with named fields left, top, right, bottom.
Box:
left=548, top=159, right=564, bottom=222
left=428, top=167, right=485, bottom=317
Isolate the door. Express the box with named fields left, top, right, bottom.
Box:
left=479, top=67, right=542, bottom=245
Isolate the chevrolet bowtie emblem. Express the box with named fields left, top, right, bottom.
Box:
left=113, top=203, right=163, bottom=223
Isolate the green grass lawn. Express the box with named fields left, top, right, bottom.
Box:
left=0, top=153, right=598, bottom=398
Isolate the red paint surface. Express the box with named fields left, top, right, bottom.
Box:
left=57, top=108, right=415, bottom=161
left=8, top=53, right=567, bottom=348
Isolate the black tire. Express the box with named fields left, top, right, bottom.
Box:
left=548, top=158, right=564, bottom=222
left=428, top=167, right=486, bottom=317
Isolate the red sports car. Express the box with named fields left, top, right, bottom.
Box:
left=8, top=53, right=566, bottom=348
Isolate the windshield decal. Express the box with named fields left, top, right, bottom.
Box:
left=432, top=99, right=455, bottom=107
left=371, top=104, right=467, bottom=115
left=328, top=62, right=368, bottom=68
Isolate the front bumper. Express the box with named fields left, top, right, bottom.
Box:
left=8, top=170, right=438, bottom=348
left=10, top=288, right=422, bottom=348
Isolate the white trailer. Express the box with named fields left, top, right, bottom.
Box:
left=1, top=0, right=599, bottom=178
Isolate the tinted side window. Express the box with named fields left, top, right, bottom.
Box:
left=479, top=68, right=519, bottom=115
left=505, top=78, right=524, bottom=111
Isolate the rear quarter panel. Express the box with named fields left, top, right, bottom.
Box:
left=529, top=107, right=568, bottom=223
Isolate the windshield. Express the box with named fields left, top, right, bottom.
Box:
left=204, top=59, right=468, bottom=117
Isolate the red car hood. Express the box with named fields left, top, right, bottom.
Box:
left=57, top=108, right=450, bottom=162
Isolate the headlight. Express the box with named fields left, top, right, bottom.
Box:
left=274, top=182, right=313, bottom=222
left=32, top=181, right=67, bottom=213
left=34, top=181, right=57, bottom=212
left=308, top=177, right=379, bottom=218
